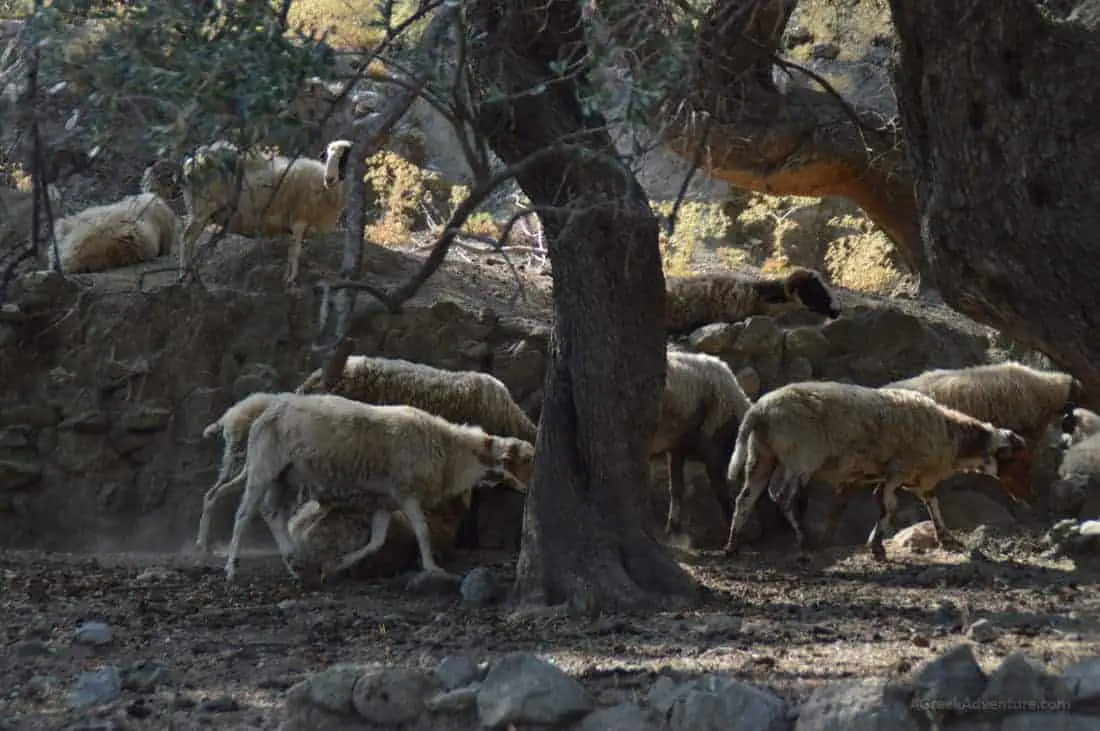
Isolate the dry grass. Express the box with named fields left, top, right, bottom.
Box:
left=287, top=0, right=420, bottom=49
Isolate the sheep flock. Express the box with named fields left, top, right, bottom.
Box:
left=3, top=70, right=1091, bottom=587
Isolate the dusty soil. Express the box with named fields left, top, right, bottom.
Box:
left=3, top=528, right=1099, bottom=730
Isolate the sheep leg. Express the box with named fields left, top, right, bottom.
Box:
left=700, top=441, right=735, bottom=524
left=400, top=496, right=448, bottom=575
left=223, top=473, right=271, bottom=583
left=195, top=468, right=248, bottom=555
left=774, top=471, right=810, bottom=551
left=258, top=480, right=300, bottom=581
left=284, top=222, right=306, bottom=286
left=723, top=452, right=777, bottom=554
left=665, top=449, right=689, bottom=534
left=324, top=509, right=393, bottom=579
left=194, top=445, right=244, bottom=553
left=920, top=489, right=963, bottom=551
left=867, top=479, right=901, bottom=562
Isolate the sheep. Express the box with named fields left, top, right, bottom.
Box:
left=1061, top=407, right=1100, bottom=450
left=665, top=267, right=842, bottom=335
left=218, top=393, right=536, bottom=583
left=48, top=192, right=180, bottom=274
left=194, top=391, right=291, bottom=554
left=722, top=381, right=1027, bottom=561
left=654, top=347, right=752, bottom=534
left=173, top=137, right=354, bottom=285
left=882, top=361, right=1083, bottom=503
left=295, top=355, right=538, bottom=443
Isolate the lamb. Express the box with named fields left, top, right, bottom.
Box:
left=722, top=381, right=1026, bottom=561
left=172, top=137, right=354, bottom=285
left=1061, top=407, right=1100, bottom=450
left=654, top=347, right=752, bottom=534
left=219, top=393, right=536, bottom=583
left=295, top=355, right=538, bottom=443
left=195, top=391, right=289, bottom=554
left=882, top=361, right=1082, bottom=502
left=48, top=192, right=180, bottom=274
left=665, top=267, right=842, bottom=334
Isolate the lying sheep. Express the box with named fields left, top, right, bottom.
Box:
left=168, top=137, right=353, bottom=285
left=195, top=391, right=290, bottom=554
left=296, top=355, right=538, bottom=443
left=883, top=361, right=1082, bottom=503
left=655, top=347, right=752, bottom=534
left=1062, top=407, right=1100, bottom=450
left=665, top=267, right=842, bottom=334
left=220, top=393, right=536, bottom=583
left=723, top=381, right=1026, bottom=561
left=1051, top=432, right=1100, bottom=516
left=49, top=192, right=180, bottom=274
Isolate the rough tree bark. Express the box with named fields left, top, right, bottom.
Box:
left=466, top=0, right=699, bottom=610
left=604, top=0, right=927, bottom=280
left=888, top=0, right=1100, bottom=407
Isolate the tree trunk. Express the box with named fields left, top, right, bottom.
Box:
left=889, top=0, right=1100, bottom=407
left=467, top=0, right=698, bottom=610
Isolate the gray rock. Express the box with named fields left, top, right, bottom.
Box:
left=692, top=614, right=742, bottom=638
left=732, top=316, right=783, bottom=357
left=794, top=677, right=919, bottom=731
left=477, top=652, right=593, bottom=728
left=998, top=715, right=1100, bottom=730
left=460, top=566, right=502, bottom=606
left=300, top=664, right=362, bottom=715
left=351, top=667, right=436, bottom=725
left=198, top=695, right=240, bottom=713
left=784, top=356, right=814, bottom=382
left=425, top=685, right=480, bottom=713
left=646, top=675, right=690, bottom=716
left=0, top=459, right=41, bottom=489
left=13, top=639, right=53, bottom=657
left=667, top=674, right=786, bottom=731
left=910, top=644, right=987, bottom=720
left=784, top=326, right=830, bottom=363
left=577, top=703, right=662, bottom=731
left=967, top=619, right=1001, bottom=643
left=73, top=621, right=113, bottom=646
left=67, top=665, right=122, bottom=709
left=979, top=653, right=1074, bottom=707
left=121, top=660, right=170, bottom=693
left=688, top=323, right=740, bottom=354
left=1063, top=658, right=1100, bottom=698
left=436, top=654, right=480, bottom=691
left=735, top=366, right=761, bottom=399
left=406, top=570, right=463, bottom=596
left=24, top=675, right=59, bottom=700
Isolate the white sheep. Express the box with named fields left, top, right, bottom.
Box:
left=723, top=381, right=1026, bottom=561
left=654, top=347, right=752, bottom=534
left=195, top=391, right=294, bottom=554
left=665, top=267, right=842, bottom=335
left=219, top=393, right=536, bottom=583
left=295, top=355, right=538, bottom=443
left=1061, top=407, right=1100, bottom=450
left=48, top=192, right=180, bottom=274
left=883, top=361, right=1083, bottom=503
left=174, top=137, right=354, bottom=285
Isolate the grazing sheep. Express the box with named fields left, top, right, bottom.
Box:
left=220, top=393, right=536, bottom=582
left=723, top=381, right=1026, bottom=561
left=296, top=355, right=538, bottom=443
left=1062, top=407, right=1100, bottom=450
left=49, top=192, right=180, bottom=274
left=655, top=347, right=752, bottom=534
left=195, top=392, right=291, bottom=554
left=173, top=137, right=354, bottom=285
left=883, top=361, right=1083, bottom=502
left=665, top=267, right=842, bottom=334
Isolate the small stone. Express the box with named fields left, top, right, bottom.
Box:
left=13, top=639, right=53, bottom=657
left=74, top=621, right=114, bottom=646
left=436, top=654, right=479, bottom=691
left=912, top=634, right=931, bottom=648
left=477, top=652, right=593, bottom=727
left=122, top=660, right=170, bottom=692
left=351, top=667, right=435, bottom=725
left=407, top=570, right=463, bottom=596
left=460, top=566, right=501, bottom=607
left=198, top=695, right=240, bottom=713
left=693, top=614, right=742, bottom=638
left=67, top=665, right=122, bottom=709
left=172, top=694, right=197, bottom=709
left=578, top=703, right=661, bottom=730
left=425, top=685, right=480, bottom=713
left=24, top=675, right=58, bottom=699
left=967, top=618, right=1001, bottom=643
left=688, top=323, right=740, bottom=354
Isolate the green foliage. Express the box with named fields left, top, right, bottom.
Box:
left=24, top=0, right=339, bottom=158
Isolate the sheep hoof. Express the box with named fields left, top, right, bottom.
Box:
left=869, top=543, right=887, bottom=562
left=722, top=540, right=740, bottom=556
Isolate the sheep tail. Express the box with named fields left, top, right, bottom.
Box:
left=202, top=419, right=222, bottom=440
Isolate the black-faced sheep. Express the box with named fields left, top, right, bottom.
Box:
left=48, top=192, right=180, bottom=274
left=1062, top=407, right=1100, bottom=450
left=167, top=137, right=353, bottom=286
left=295, top=355, right=538, bottom=443
left=655, top=348, right=752, bottom=534
left=665, top=267, right=842, bottom=335
left=882, top=361, right=1082, bottom=503
left=723, top=381, right=1026, bottom=561
left=220, top=393, right=536, bottom=583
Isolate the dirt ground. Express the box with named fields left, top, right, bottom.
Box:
left=3, top=527, right=1099, bottom=730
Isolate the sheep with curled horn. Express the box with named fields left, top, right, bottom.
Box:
left=664, top=267, right=842, bottom=335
